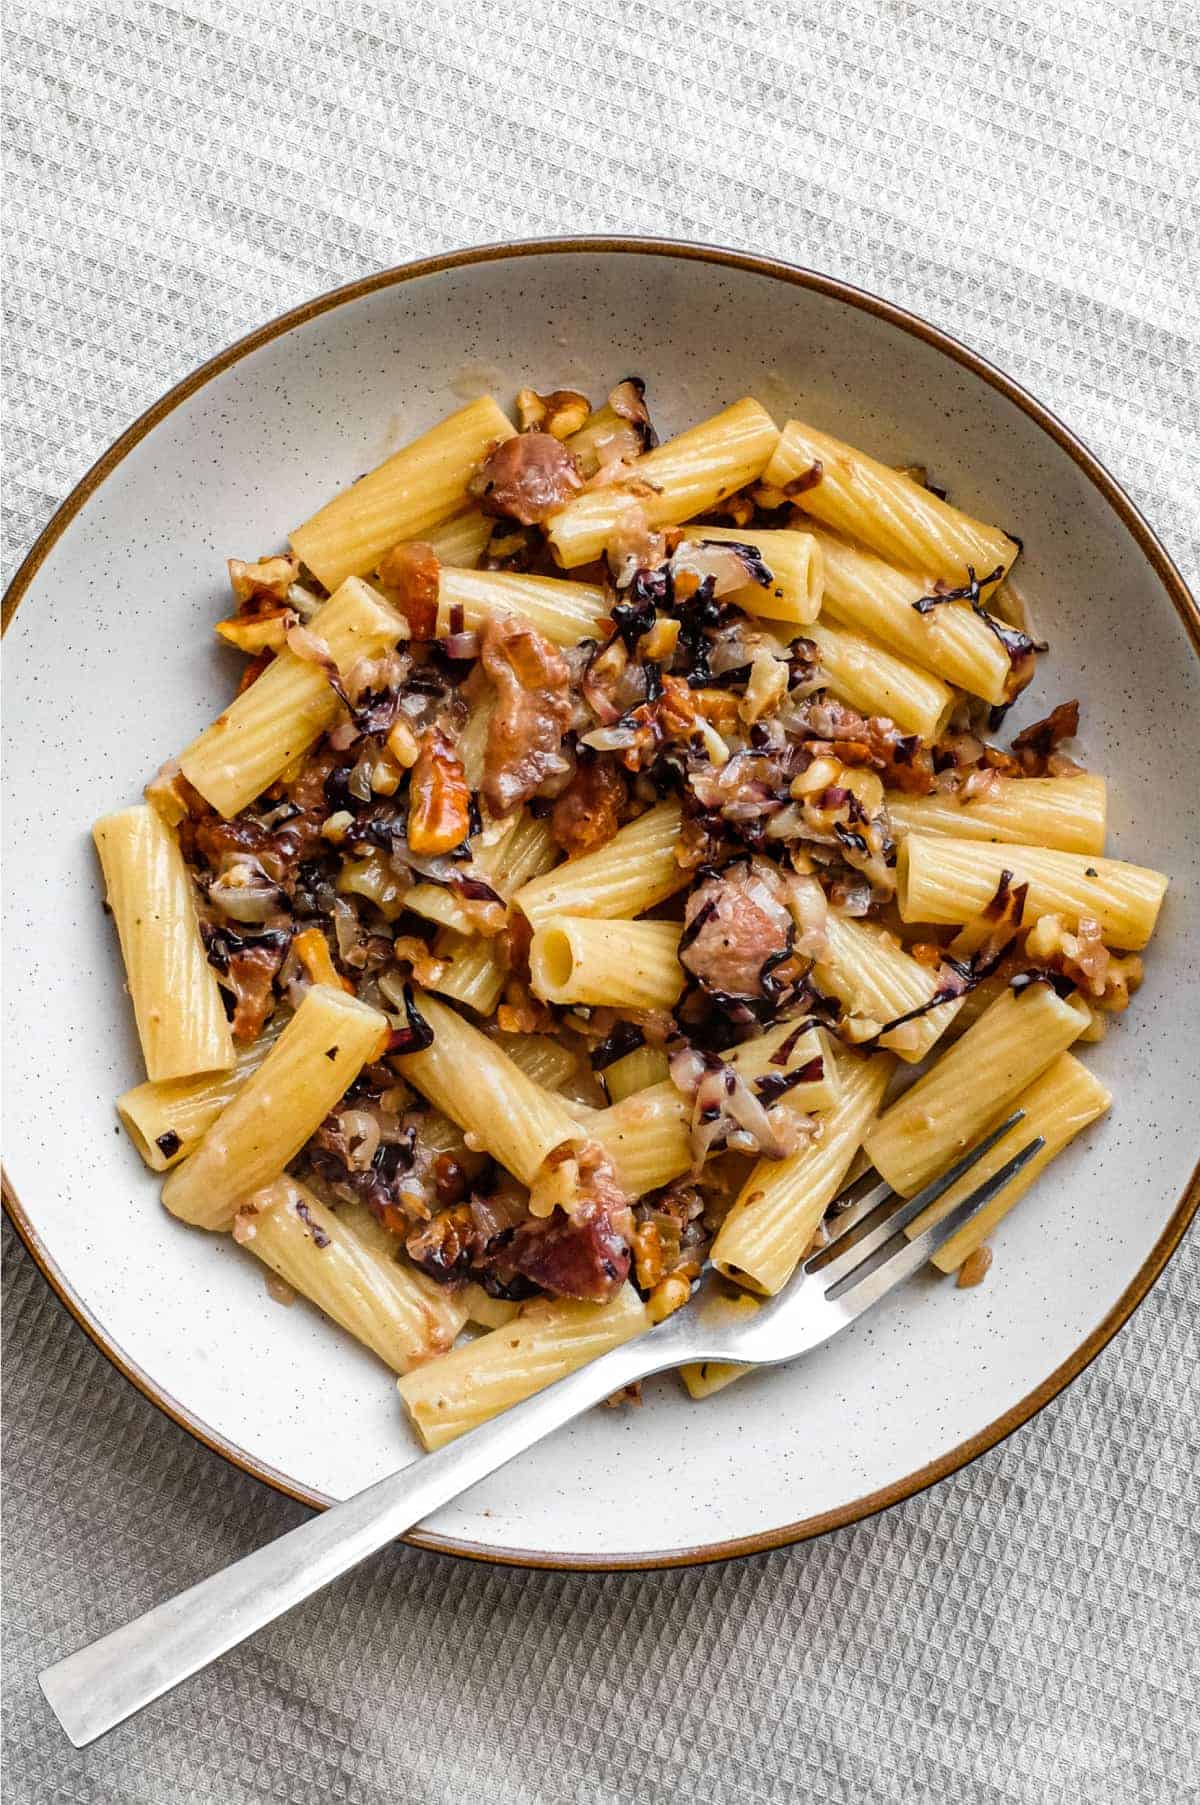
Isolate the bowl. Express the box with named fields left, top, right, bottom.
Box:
left=4, top=237, right=1198, bottom=1567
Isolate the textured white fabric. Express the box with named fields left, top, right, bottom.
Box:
left=3, top=1, right=1198, bottom=1800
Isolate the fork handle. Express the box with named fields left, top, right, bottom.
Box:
left=39, top=1324, right=688, bottom=1748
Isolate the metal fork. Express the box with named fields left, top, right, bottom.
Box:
left=39, top=1116, right=1041, bottom=1746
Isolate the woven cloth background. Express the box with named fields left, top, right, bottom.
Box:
left=3, top=2, right=1199, bottom=1800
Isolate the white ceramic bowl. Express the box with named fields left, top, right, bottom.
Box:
left=4, top=239, right=1198, bottom=1568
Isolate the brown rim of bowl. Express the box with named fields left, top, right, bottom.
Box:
left=4, top=235, right=1198, bottom=1571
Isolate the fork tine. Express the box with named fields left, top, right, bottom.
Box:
left=807, top=1109, right=1027, bottom=1283
left=825, top=1136, right=1045, bottom=1311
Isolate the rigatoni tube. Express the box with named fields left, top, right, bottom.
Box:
left=807, top=618, right=955, bottom=739
left=898, top=834, right=1168, bottom=950
left=93, top=805, right=234, bottom=1083
left=885, top=775, right=1107, bottom=857
left=435, top=566, right=609, bottom=647
left=814, top=911, right=964, bottom=1063
left=676, top=524, right=823, bottom=624
left=863, top=982, right=1089, bottom=1196
left=397, top=1284, right=650, bottom=1449
left=592, top=1023, right=838, bottom=1199
left=530, top=918, right=684, bottom=1009
left=392, top=992, right=580, bottom=1185
left=240, top=1179, right=469, bottom=1373
left=180, top=578, right=404, bottom=818
left=514, top=802, right=686, bottom=929
left=546, top=399, right=780, bottom=567
left=162, top=984, right=387, bottom=1231
left=711, top=1050, right=893, bottom=1296
left=812, top=528, right=1012, bottom=704
left=290, top=397, right=514, bottom=591
left=903, top=1054, right=1111, bottom=1270
left=118, top=1020, right=280, bottom=1170
left=766, top=419, right=1018, bottom=587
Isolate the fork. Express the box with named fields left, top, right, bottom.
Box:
left=39, top=1115, right=1041, bottom=1746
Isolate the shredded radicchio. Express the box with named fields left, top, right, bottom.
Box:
left=386, top=984, right=435, bottom=1055
left=590, top=1020, right=646, bottom=1070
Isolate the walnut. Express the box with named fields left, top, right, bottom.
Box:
left=407, top=728, right=471, bottom=855
left=228, top=555, right=298, bottom=604
left=515, top=387, right=592, bottom=439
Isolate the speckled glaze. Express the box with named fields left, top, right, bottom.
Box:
left=4, top=242, right=1198, bottom=1568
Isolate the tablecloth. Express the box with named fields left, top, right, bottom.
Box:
left=3, top=3, right=1198, bottom=1800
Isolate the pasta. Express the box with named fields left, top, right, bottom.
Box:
left=811, top=528, right=1014, bottom=704
left=814, top=911, right=964, bottom=1063
left=712, top=1049, right=892, bottom=1295
left=514, top=802, right=686, bottom=928
left=239, top=1179, right=469, bottom=1372
left=96, top=370, right=1166, bottom=1443
left=290, top=396, right=515, bottom=590
left=885, top=774, right=1106, bottom=856
left=529, top=918, right=684, bottom=1010
left=397, top=1284, right=650, bottom=1448
left=675, top=523, right=824, bottom=624
left=94, top=805, right=234, bottom=1083
left=161, top=984, right=387, bottom=1231
left=118, top=1018, right=281, bottom=1170
left=180, top=577, right=404, bottom=817
left=898, top=834, right=1168, bottom=949
left=436, top=566, right=609, bottom=646
left=903, top=1054, right=1111, bottom=1270
left=391, top=991, right=581, bottom=1186
left=765, top=419, right=1019, bottom=587
left=806, top=618, right=956, bottom=740
left=547, top=399, right=780, bottom=566
left=863, top=983, right=1090, bottom=1196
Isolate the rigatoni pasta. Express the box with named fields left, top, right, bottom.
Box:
left=290, top=396, right=514, bottom=590
left=898, top=834, right=1167, bottom=949
left=863, top=983, right=1089, bottom=1196
left=162, top=984, right=387, bottom=1230
left=240, top=1178, right=469, bottom=1372
left=712, top=1050, right=892, bottom=1295
left=97, top=368, right=1167, bottom=1442
left=766, top=419, right=1019, bottom=587
left=180, top=577, right=404, bottom=817
left=885, top=774, right=1106, bottom=856
left=547, top=398, right=780, bottom=567
left=397, top=1285, right=650, bottom=1448
left=903, top=1054, right=1111, bottom=1270
left=94, top=805, right=234, bottom=1082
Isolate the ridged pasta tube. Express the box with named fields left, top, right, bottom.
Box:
left=863, top=982, right=1089, bottom=1196
left=903, top=1053, right=1111, bottom=1270
left=118, top=1019, right=281, bottom=1169
left=898, top=834, right=1168, bottom=950
left=393, top=993, right=581, bottom=1185
left=290, top=397, right=514, bottom=590
left=514, top=803, right=686, bottom=929
left=93, top=805, right=234, bottom=1083
left=807, top=618, right=956, bottom=739
left=885, top=776, right=1107, bottom=857
left=162, top=985, right=387, bottom=1231
left=547, top=399, right=780, bottom=567
left=676, top=523, right=823, bottom=624
left=397, top=1284, right=650, bottom=1448
left=241, top=1179, right=469, bottom=1373
left=529, top=918, right=684, bottom=1009
left=812, top=528, right=1012, bottom=704
left=436, top=566, right=609, bottom=647
left=180, top=578, right=404, bottom=817
left=814, top=911, right=964, bottom=1063
left=711, top=1049, right=893, bottom=1295
left=766, top=419, right=1018, bottom=587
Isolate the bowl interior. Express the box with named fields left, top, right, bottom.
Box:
left=4, top=246, right=1197, bottom=1563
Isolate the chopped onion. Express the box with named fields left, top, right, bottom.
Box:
left=208, top=858, right=285, bottom=924
left=338, top=1109, right=381, bottom=1172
